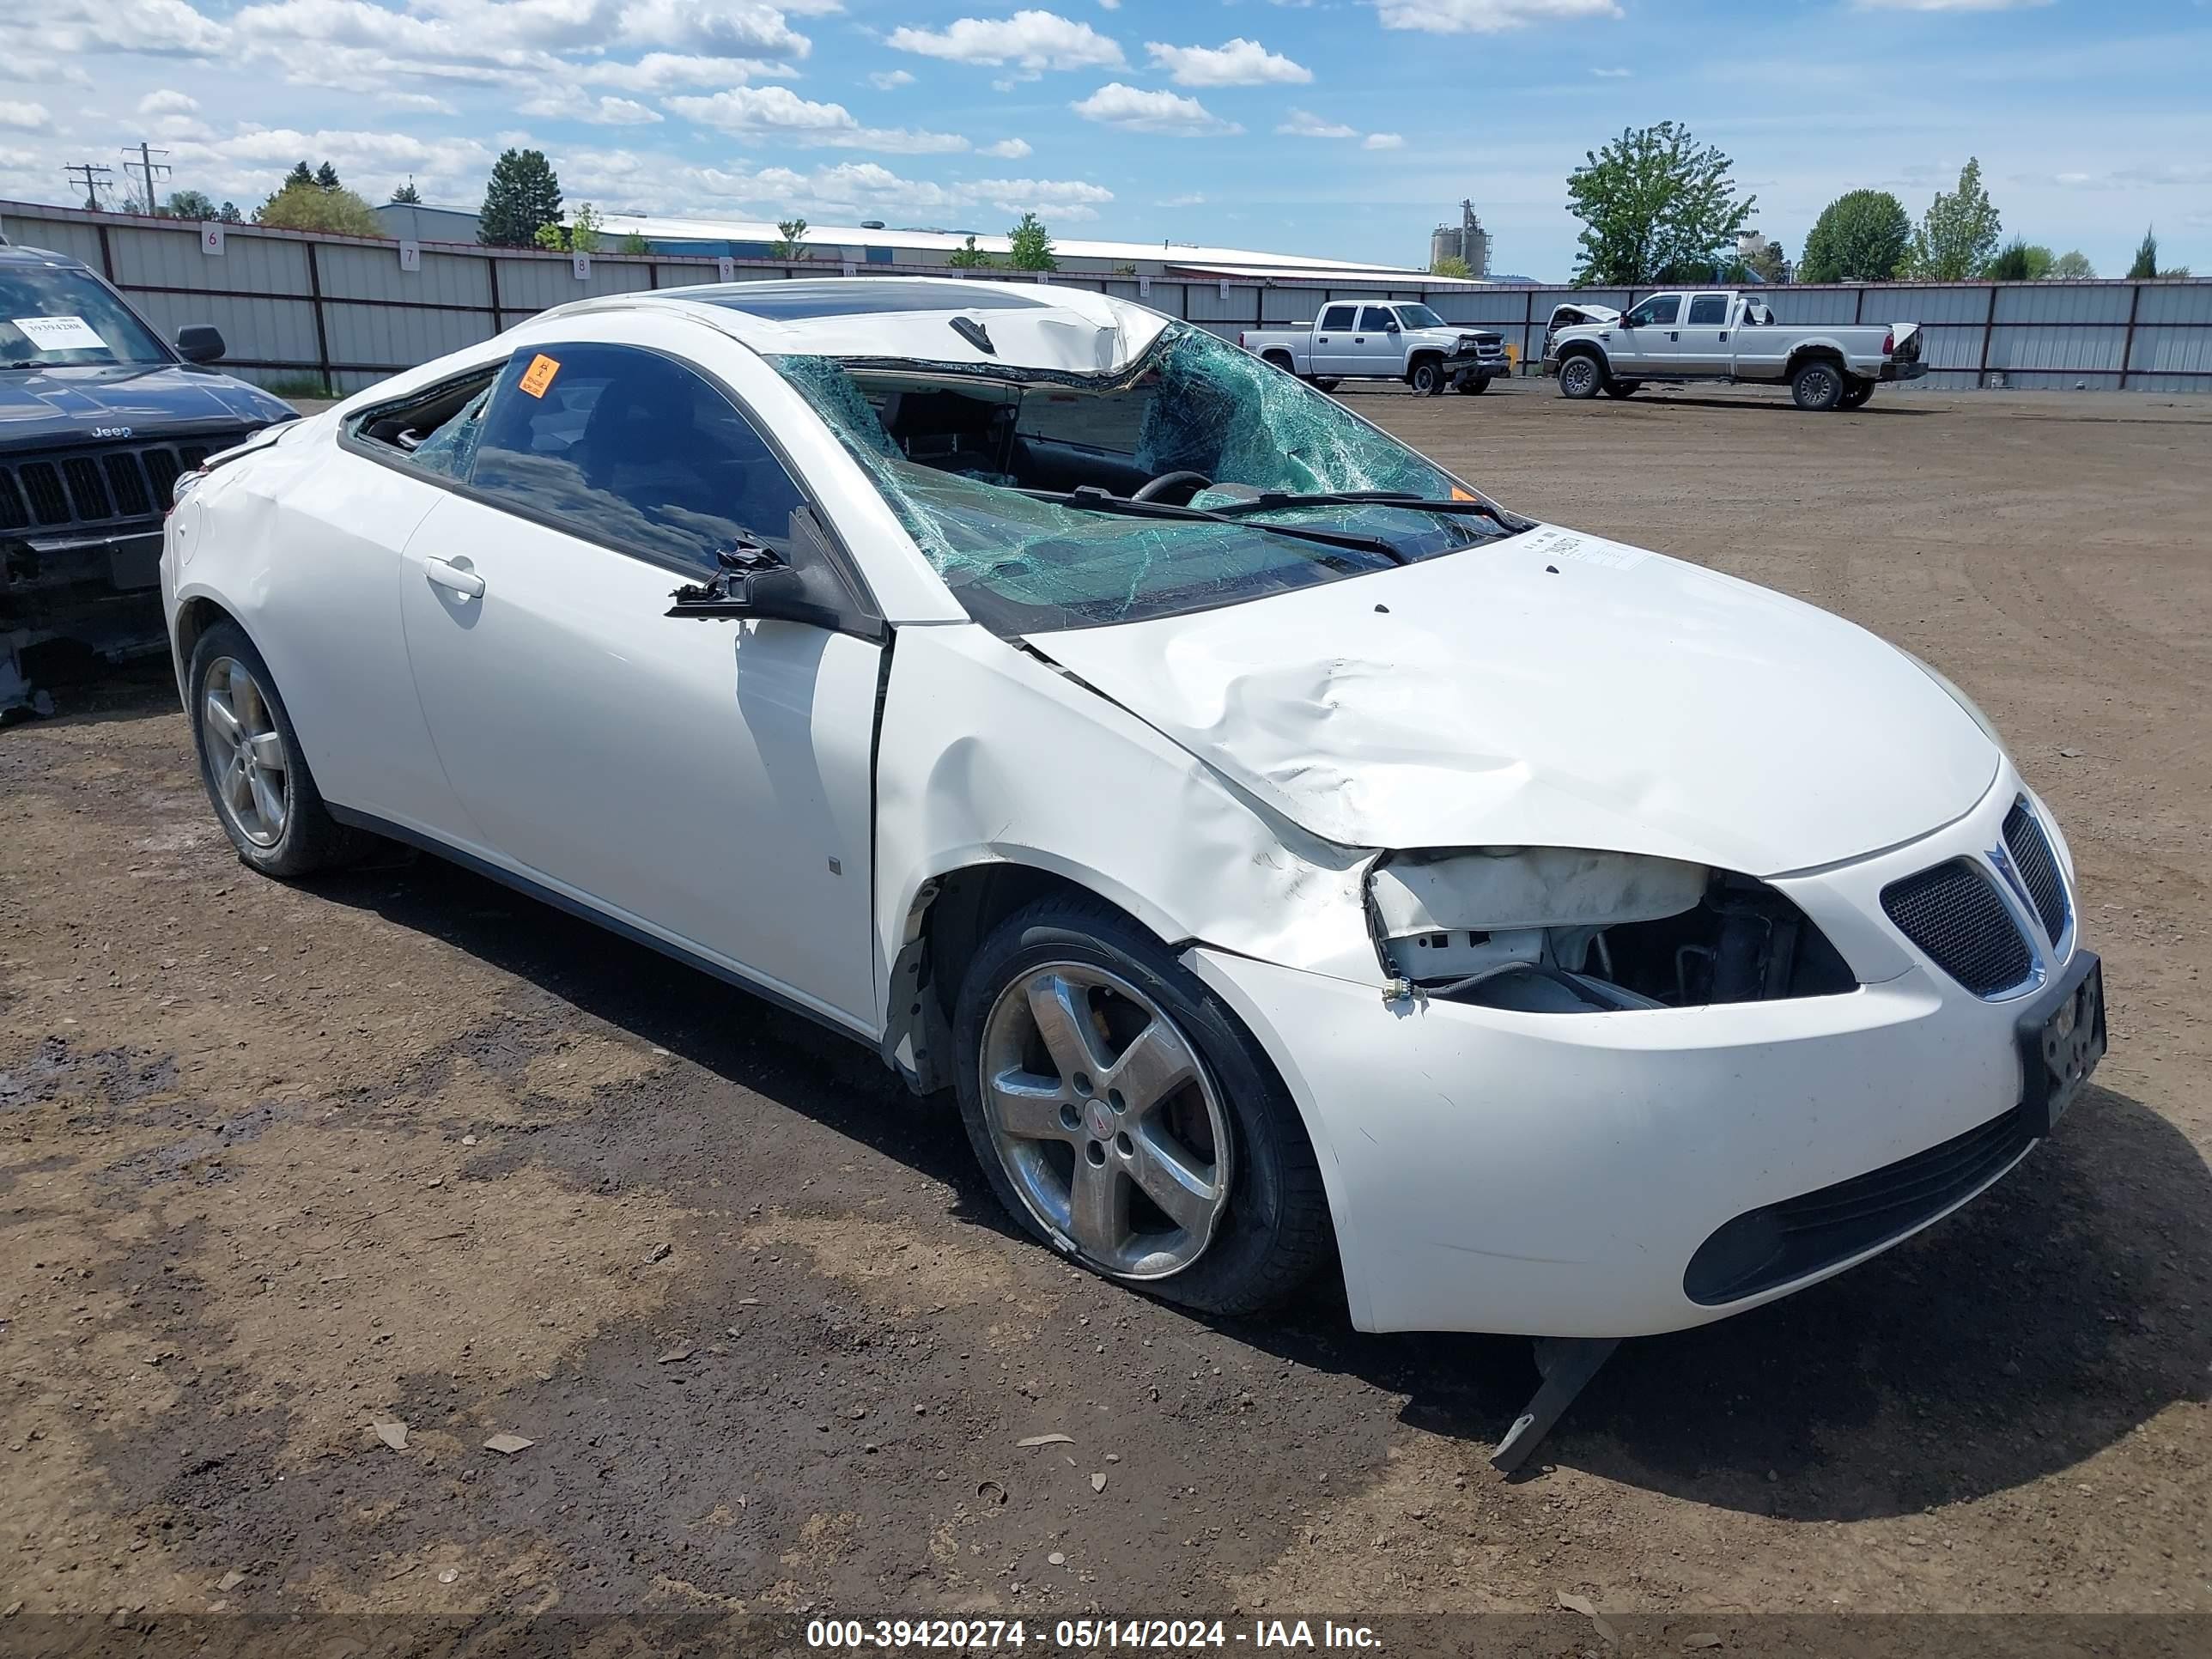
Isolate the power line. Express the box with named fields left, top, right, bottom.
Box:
left=63, top=161, right=113, bottom=212
left=121, top=143, right=171, bottom=215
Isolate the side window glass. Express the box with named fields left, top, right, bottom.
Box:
left=1626, top=295, right=1681, bottom=328
left=1686, top=295, right=1729, bottom=326
left=466, top=343, right=808, bottom=572
left=1319, top=305, right=1355, bottom=331
left=407, top=382, right=493, bottom=477
left=1359, top=306, right=1395, bottom=331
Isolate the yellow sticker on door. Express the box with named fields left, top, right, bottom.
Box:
left=518, top=354, right=560, bottom=398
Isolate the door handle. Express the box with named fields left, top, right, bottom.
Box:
left=1317, top=336, right=1330, bottom=343
left=1718, top=331, right=1729, bottom=341
left=423, top=556, right=484, bottom=599
left=1668, top=331, right=1679, bottom=341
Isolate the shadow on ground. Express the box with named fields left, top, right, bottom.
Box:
left=309, top=847, right=2212, bottom=1529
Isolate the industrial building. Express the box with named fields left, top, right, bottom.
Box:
left=1429, top=202, right=1492, bottom=278
left=588, top=211, right=1494, bottom=289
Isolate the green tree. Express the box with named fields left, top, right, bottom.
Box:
left=391, top=178, right=422, bottom=204
left=165, top=188, right=217, bottom=220
left=1798, top=189, right=1911, bottom=283
left=1741, top=234, right=1789, bottom=285
left=283, top=161, right=315, bottom=190
left=217, top=201, right=241, bottom=223
left=1007, top=211, right=1056, bottom=272
left=770, top=216, right=810, bottom=260
left=1985, top=240, right=2053, bottom=282
left=478, top=148, right=563, bottom=247
left=2127, top=227, right=2160, bottom=279
left=1429, top=253, right=1471, bottom=278
left=1565, top=121, right=1754, bottom=285
left=313, top=161, right=343, bottom=191
left=619, top=231, right=649, bottom=255
left=255, top=182, right=387, bottom=237
left=947, top=234, right=994, bottom=268
left=1910, top=159, right=2001, bottom=281
left=533, top=204, right=602, bottom=252
left=2051, top=250, right=2094, bottom=279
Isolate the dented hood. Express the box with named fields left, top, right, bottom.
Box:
left=1025, top=524, right=2000, bottom=877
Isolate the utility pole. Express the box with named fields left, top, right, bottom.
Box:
left=121, top=143, right=171, bottom=215
left=63, top=162, right=113, bottom=211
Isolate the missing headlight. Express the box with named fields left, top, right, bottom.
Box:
left=1370, top=848, right=1856, bottom=1012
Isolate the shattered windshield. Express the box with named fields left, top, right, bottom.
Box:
left=771, top=322, right=1509, bottom=632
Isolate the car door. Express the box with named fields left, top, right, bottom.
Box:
left=394, top=338, right=885, bottom=1031
left=1353, top=306, right=1402, bottom=377
left=1313, top=303, right=1358, bottom=375
left=1675, top=292, right=1736, bottom=374
left=1613, top=293, right=1682, bottom=373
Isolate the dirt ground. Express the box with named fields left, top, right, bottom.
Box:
left=2, top=382, right=2207, bottom=1639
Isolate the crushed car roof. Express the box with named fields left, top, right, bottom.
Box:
left=558, top=277, right=1174, bottom=377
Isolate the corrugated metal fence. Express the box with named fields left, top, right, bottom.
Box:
left=7, top=198, right=2209, bottom=396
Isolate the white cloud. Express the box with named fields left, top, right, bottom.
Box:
left=1156, top=191, right=1206, bottom=207
left=583, top=53, right=797, bottom=90
left=521, top=92, right=663, bottom=125
left=1374, top=0, right=1621, bottom=33
left=137, top=89, right=200, bottom=116
left=1590, top=65, right=1630, bottom=76
left=1145, top=37, right=1310, bottom=87
left=1275, top=108, right=1356, bottom=139
left=26, top=0, right=228, bottom=58
left=563, top=146, right=1111, bottom=225
left=666, top=85, right=967, bottom=151
left=380, top=89, right=460, bottom=112
left=0, top=101, right=51, bottom=131
left=981, top=137, right=1032, bottom=158
left=869, top=69, right=915, bottom=88
left=1856, top=1, right=2052, bottom=9
left=888, top=11, right=1125, bottom=72
left=1362, top=131, right=1404, bottom=149
left=159, top=123, right=500, bottom=206
left=1072, top=82, right=1240, bottom=134
left=1099, top=0, right=1120, bottom=9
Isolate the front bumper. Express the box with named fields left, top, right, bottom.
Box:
left=1184, top=767, right=2090, bottom=1338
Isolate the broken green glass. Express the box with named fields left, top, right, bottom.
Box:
left=772, top=322, right=1493, bottom=633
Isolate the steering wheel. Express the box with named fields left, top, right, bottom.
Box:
left=1132, top=470, right=1212, bottom=504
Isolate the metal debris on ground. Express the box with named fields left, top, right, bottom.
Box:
left=483, top=1432, right=534, bottom=1455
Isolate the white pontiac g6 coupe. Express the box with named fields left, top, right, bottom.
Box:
left=161, top=280, right=2105, bottom=1466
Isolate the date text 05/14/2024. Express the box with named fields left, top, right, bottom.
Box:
left=805, top=1619, right=1384, bottom=1649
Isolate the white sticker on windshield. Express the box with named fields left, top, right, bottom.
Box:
left=12, top=315, right=109, bottom=352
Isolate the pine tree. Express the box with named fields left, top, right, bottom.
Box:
left=313, top=161, right=342, bottom=191
left=478, top=149, right=563, bottom=247
left=391, top=178, right=422, bottom=204
left=947, top=234, right=994, bottom=268
left=2127, top=228, right=2159, bottom=280
left=284, top=161, right=315, bottom=190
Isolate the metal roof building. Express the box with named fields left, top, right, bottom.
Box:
left=592, top=211, right=1495, bottom=289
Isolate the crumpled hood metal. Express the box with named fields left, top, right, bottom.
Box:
left=1025, top=524, right=2000, bottom=877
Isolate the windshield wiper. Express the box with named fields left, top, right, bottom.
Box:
left=1212, top=489, right=1524, bottom=532
left=1013, top=485, right=1407, bottom=565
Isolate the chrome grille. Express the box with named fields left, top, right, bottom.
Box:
left=2003, top=799, right=2069, bottom=945
left=1881, top=860, right=2034, bottom=997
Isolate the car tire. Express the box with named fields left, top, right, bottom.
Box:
left=1408, top=359, right=1443, bottom=396
left=1838, top=377, right=1875, bottom=410
left=1310, top=377, right=1342, bottom=393
left=1558, top=355, right=1603, bottom=399
left=1602, top=380, right=1641, bottom=399
left=1262, top=352, right=1295, bottom=375
left=1790, top=359, right=1845, bottom=411
left=951, top=896, right=1333, bottom=1316
left=1456, top=374, right=1492, bottom=395
left=187, top=618, right=367, bottom=878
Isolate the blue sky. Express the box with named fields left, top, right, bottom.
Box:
left=2, top=1, right=2206, bottom=280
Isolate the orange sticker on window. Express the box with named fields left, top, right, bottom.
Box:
left=1450, top=486, right=1476, bottom=501
left=518, top=354, right=560, bottom=398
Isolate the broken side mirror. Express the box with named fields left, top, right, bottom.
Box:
left=665, top=510, right=869, bottom=634
left=175, top=324, right=225, bottom=363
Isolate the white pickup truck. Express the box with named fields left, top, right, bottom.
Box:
left=1545, top=289, right=1924, bottom=410
left=1241, top=301, right=1510, bottom=396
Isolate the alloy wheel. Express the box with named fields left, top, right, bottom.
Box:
left=202, top=656, right=289, bottom=848
left=978, top=962, right=1232, bottom=1279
